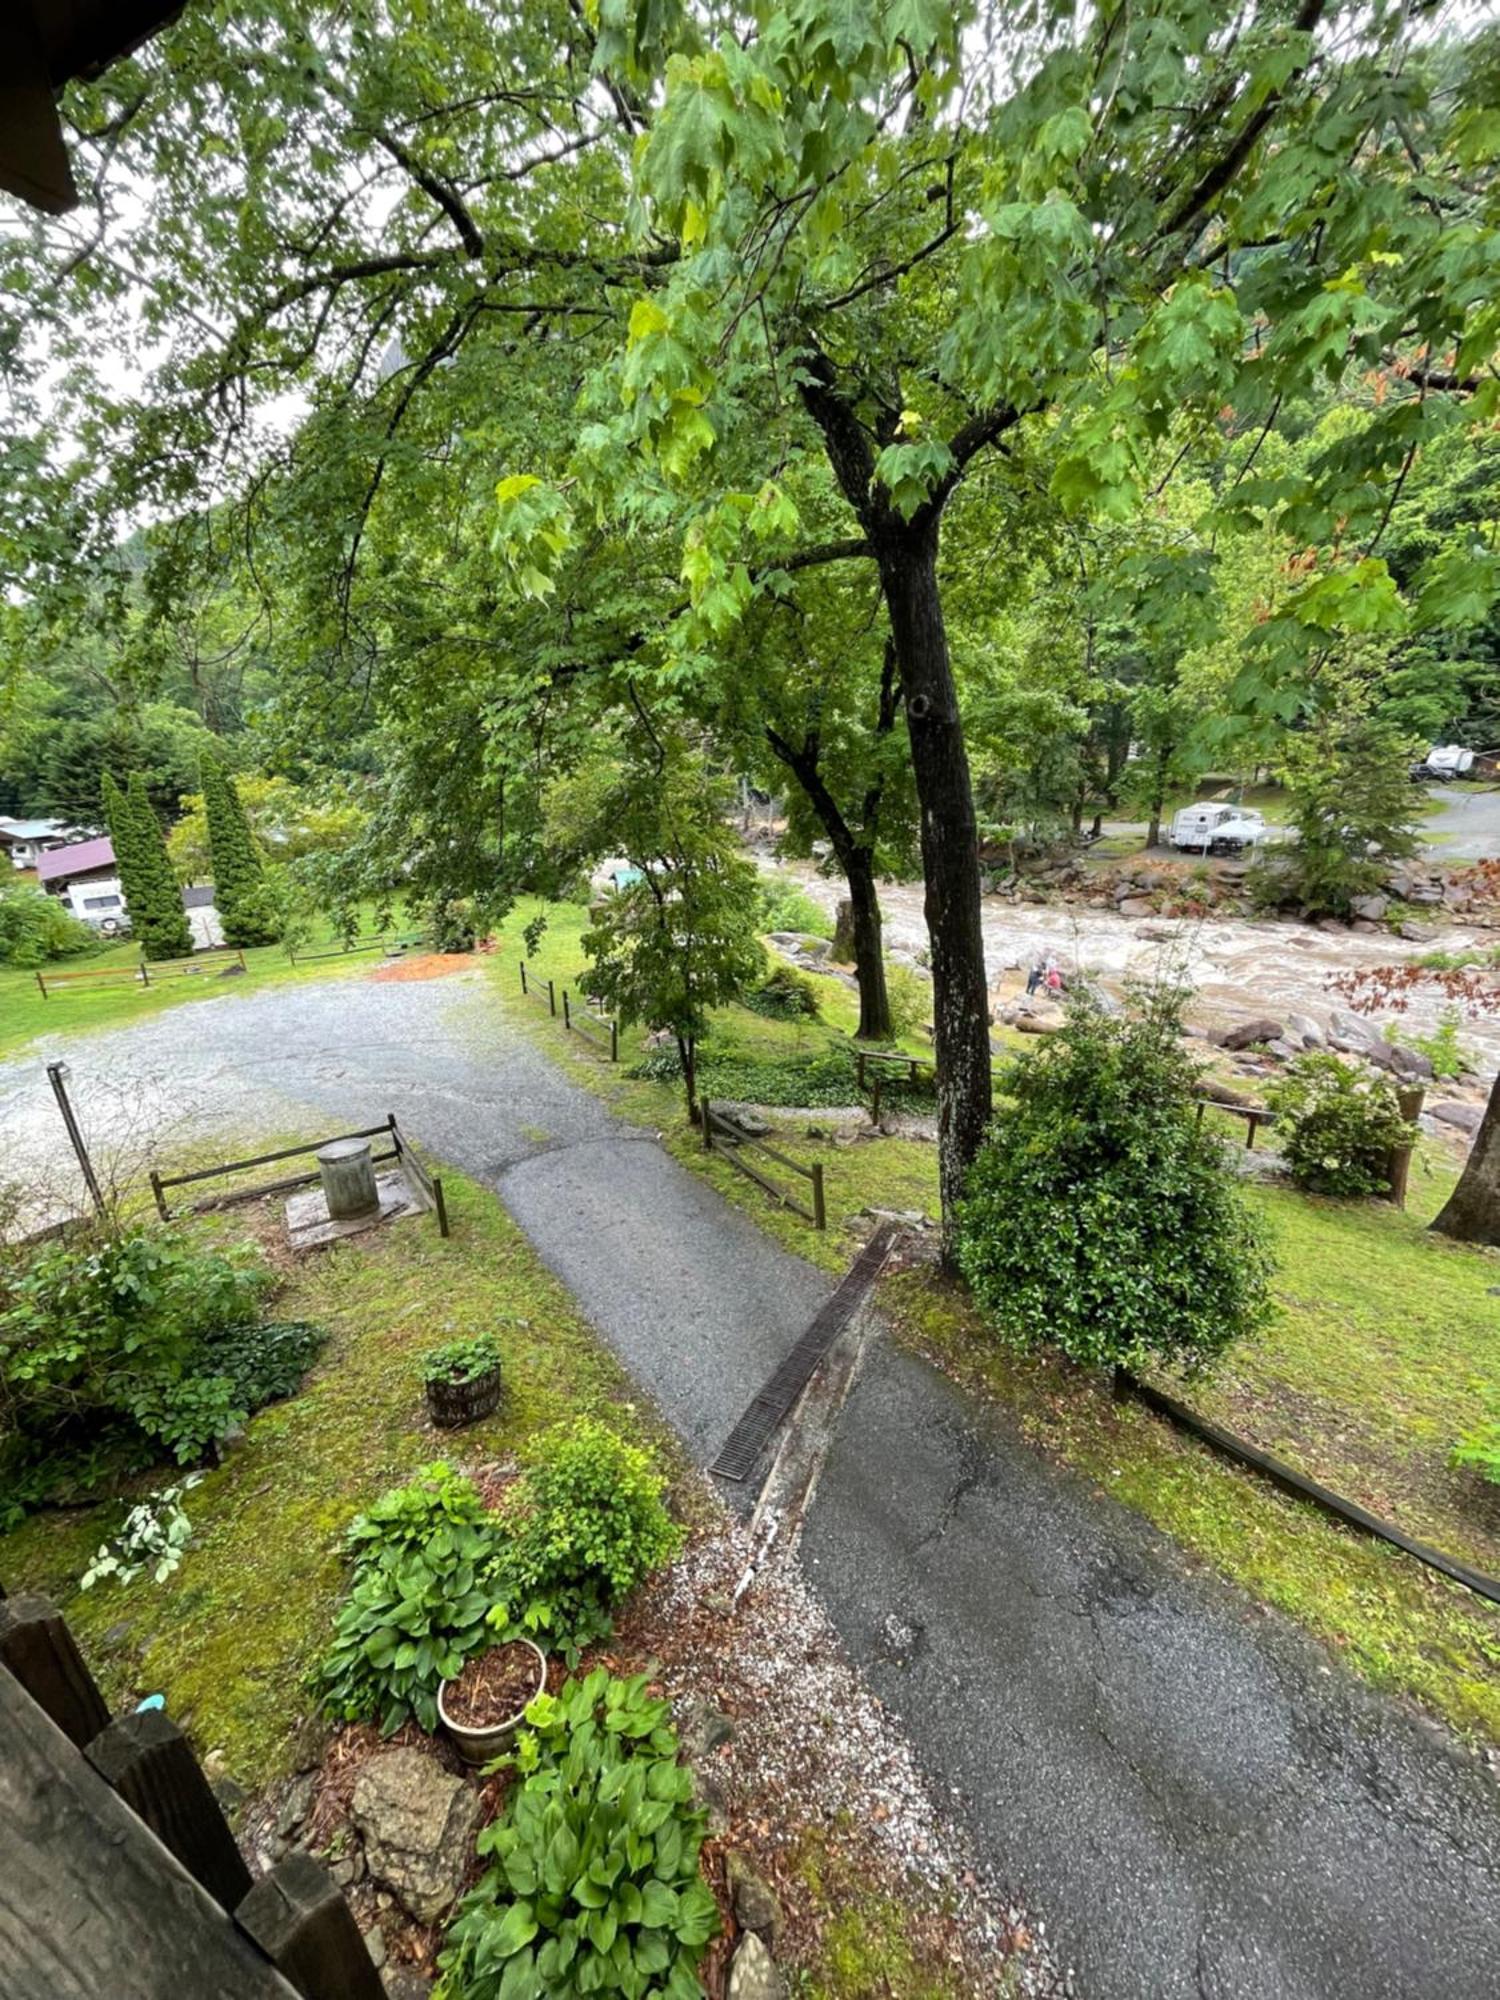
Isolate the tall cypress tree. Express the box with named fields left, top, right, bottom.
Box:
left=200, top=755, right=280, bottom=946
left=103, top=770, right=192, bottom=960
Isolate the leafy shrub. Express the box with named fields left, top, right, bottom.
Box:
left=316, top=1463, right=502, bottom=1734
left=1388, top=1007, right=1468, bottom=1080
left=1265, top=1053, right=1415, bottom=1197
left=0, top=884, right=97, bottom=967
left=630, top=1041, right=864, bottom=1108
left=1452, top=1394, right=1500, bottom=1488
left=756, top=878, right=832, bottom=938
left=488, top=1420, right=684, bottom=1665
left=743, top=964, right=821, bottom=1020
left=423, top=1333, right=504, bottom=1386
left=0, top=1226, right=280, bottom=1518
left=82, top=1476, right=203, bottom=1589
left=438, top=1669, right=718, bottom=2000
left=883, top=961, right=931, bottom=1042
left=956, top=989, right=1272, bottom=1373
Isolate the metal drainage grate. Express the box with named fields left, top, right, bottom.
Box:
left=709, top=1222, right=901, bottom=1482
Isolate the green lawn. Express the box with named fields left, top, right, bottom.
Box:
left=482, top=897, right=1500, bottom=1744
left=0, top=907, right=409, bottom=1062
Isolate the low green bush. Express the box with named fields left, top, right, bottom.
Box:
left=0, top=1226, right=297, bottom=1522
left=437, top=1669, right=718, bottom=2000
left=743, top=964, right=821, bottom=1020
left=315, top=1463, right=501, bottom=1735
left=956, top=989, right=1272, bottom=1373
left=630, top=1042, right=864, bottom=1108
left=422, top=1333, right=505, bottom=1386
left=488, top=1420, right=684, bottom=1666
left=1265, top=1053, right=1416, bottom=1197
left=756, top=878, right=832, bottom=939
left=1388, top=1007, right=1468, bottom=1080
left=0, top=884, right=97, bottom=967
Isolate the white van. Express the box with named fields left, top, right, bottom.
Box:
left=1168, top=804, right=1266, bottom=854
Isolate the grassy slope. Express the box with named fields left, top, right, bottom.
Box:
left=0, top=1173, right=672, bottom=1780
left=0, top=907, right=396, bottom=1063
left=484, top=898, right=1500, bottom=1744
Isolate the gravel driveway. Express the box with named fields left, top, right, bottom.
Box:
left=3, top=969, right=1497, bottom=1998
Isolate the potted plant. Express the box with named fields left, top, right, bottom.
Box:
left=421, top=1333, right=504, bottom=1429
left=437, top=1638, right=547, bottom=1765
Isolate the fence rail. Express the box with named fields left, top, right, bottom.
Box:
left=285, top=930, right=425, bottom=965
left=150, top=1114, right=449, bottom=1235
left=562, top=989, right=619, bottom=1061
left=0, top=1592, right=381, bottom=1999
left=701, top=1098, right=826, bottom=1229
left=517, top=961, right=557, bottom=1014
left=35, top=948, right=246, bottom=998
left=856, top=1047, right=936, bottom=1121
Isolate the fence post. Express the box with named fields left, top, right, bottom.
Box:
left=35, top=971, right=47, bottom=999
left=140, top=962, right=151, bottom=987
left=563, top=990, right=571, bottom=1030
left=610, top=1017, right=618, bottom=1063
left=86, top=1707, right=252, bottom=1913
left=433, top=1175, right=450, bottom=1239
left=149, top=1168, right=170, bottom=1222
left=1387, top=1086, right=1425, bottom=1208
left=519, top=961, right=528, bottom=997
left=235, top=1851, right=385, bottom=2000
left=702, top=1097, right=713, bottom=1151
left=871, top=1073, right=883, bottom=1125
left=811, top=1162, right=826, bottom=1232
left=546, top=977, right=556, bottom=1016
left=0, top=1594, right=110, bottom=1748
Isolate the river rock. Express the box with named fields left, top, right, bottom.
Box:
left=1214, top=1018, right=1285, bottom=1051
left=1327, top=1009, right=1379, bottom=1054
left=728, top=1932, right=786, bottom=2000
left=1431, top=1101, right=1483, bottom=1133
left=1386, top=1042, right=1434, bottom=1082
left=1116, top=895, right=1157, bottom=918
left=1350, top=894, right=1389, bottom=922
left=1014, top=1009, right=1064, bottom=1034
left=351, top=1748, right=481, bottom=1924
left=1284, top=1012, right=1324, bottom=1049
left=726, top=1852, right=783, bottom=1945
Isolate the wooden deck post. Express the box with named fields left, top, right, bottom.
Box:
left=0, top=1594, right=110, bottom=1747
left=86, top=1708, right=252, bottom=1912
left=1387, top=1086, right=1425, bottom=1208
left=235, top=1852, right=385, bottom=2000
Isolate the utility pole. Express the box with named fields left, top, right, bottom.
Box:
left=46, top=1060, right=105, bottom=1217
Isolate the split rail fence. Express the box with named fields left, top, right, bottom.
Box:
left=35, top=948, right=246, bottom=998
left=0, top=1589, right=383, bottom=1999
left=518, top=962, right=619, bottom=1061
left=150, top=1113, right=450, bottom=1236
left=702, top=1098, right=826, bottom=1230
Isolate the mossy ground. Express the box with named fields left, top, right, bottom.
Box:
left=0, top=1171, right=680, bottom=1783
left=484, top=896, right=1500, bottom=1744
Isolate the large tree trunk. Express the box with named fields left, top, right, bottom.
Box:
left=1146, top=746, right=1170, bottom=850
left=843, top=848, right=890, bottom=1041
left=874, top=518, right=992, bottom=1235
left=1431, top=1071, right=1500, bottom=1244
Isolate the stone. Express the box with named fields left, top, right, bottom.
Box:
left=1386, top=1042, right=1434, bottom=1082
left=728, top=1931, right=786, bottom=2000
left=276, top=1771, right=317, bottom=1840
left=677, top=1696, right=736, bottom=1763
left=1350, top=919, right=1381, bottom=935
left=362, top=1926, right=387, bottom=1970
left=1399, top=922, right=1433, bottom=942
left=1116, top=895, right=1157, bottom=918
left=351, top=1748, right=482, bottom=1924
left=1014, top=1009, right=1064, bottom=1034
left=1265, top=1039, right=1301, bottom=1062
left=1350, top=894, right=1389, bottom=922
left=1431, top=1101, right=1483, bottom=1133
left=1197, top=1077, right=1252, bottom=1107
left=383, top=1974, right=429, bottom=2000
left=1213, top=1018, right=1285, bottom=1052
left=1327, top=1009, right=1379, bottom=1054
left=726, top=1852, right=783, bottom=1946
left=1284, top=1012, right=1324, bottom=1049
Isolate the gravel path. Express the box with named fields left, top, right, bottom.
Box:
left=3, top=971, right=1498, bottom=1997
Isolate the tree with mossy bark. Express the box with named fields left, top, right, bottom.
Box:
left=1432, top=1074, right=1500, bottom=1247
left=102, top=770, right=193, bottom=960
left=200, top=755, right=281, bottom=947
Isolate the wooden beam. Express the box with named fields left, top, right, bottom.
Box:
left=0, top=1593, right=109, bottom=1747
left=235, top=1853, right=385, bottom=2000
left=86, top=1708, right=252, bottom=1913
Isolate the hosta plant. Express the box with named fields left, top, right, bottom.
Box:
left=437, top=1670, right=718, bottom=2000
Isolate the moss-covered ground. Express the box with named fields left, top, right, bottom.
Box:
left=484, top=897, right=1500, bottom=1745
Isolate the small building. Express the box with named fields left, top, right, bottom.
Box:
left=34, top=837, right=222, bottom=944
left=0, top=817, right=78, bottom=869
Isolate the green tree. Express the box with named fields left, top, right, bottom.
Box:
left=103, top=770, right=192, bottom=959
left=1256, top=709, right=1422, bottom=917
left=200, top=755, right=281, bottom=946
left=575, top=742, right=765, bottom=1119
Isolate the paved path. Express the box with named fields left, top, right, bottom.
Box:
left=3, top=972, right=1498, bottom=1996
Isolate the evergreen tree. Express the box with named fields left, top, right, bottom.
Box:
left=103, top=770, right=192, bottom=960
left=200, top=754, right=280, bottom=946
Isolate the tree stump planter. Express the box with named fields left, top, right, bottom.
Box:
left=423, top=1364, right=503, bottom=1429
left=437, top=1640, right=547, bottom=1766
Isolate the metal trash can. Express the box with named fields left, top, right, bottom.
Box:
left=317, top=1137, right=379, bottom=1219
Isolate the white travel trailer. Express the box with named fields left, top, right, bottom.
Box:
left=1168, top=803, right=1267, bottom=855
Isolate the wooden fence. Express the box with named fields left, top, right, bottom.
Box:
left=150, top=1114, right=450, bottom=1236
left=35, top=949, right=246, bottom=998
left=701, top=1098, right=826, bottom=1229
left=285, top=929, right=425, bottom=965
left=855, top=1047, right=936, bottom=1122
left=561, top=988, right=619, bottom=1061
left=0, top=1590, right=382, bottom=1999
left=517, top=960, right=556, bottom=1013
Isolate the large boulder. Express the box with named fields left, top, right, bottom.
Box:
left=1284, top=1011, right=1325, bottom=1049
left=1431, top=1101, right=1483, bottom=1133
left=1349, top=893, right=1389, bottom=922
left=1327, top=1009, right=1379, bottom=1055
left=1213, top=1018, right=1285, bottom=1052
left=1116, top=895, right=1157, bottom=918
left=351, top=1749, right=481, bottom=1924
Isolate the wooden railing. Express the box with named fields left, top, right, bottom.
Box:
left=150, top=1114, right=450, bottom=1235
left=562, top=989, right=619, bottom=1061
left=855, top=1047, right=936, bottom=1122
left=701, top=1099, right=826, bottom=1229
left=35, top=949, right=246, bottom=997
